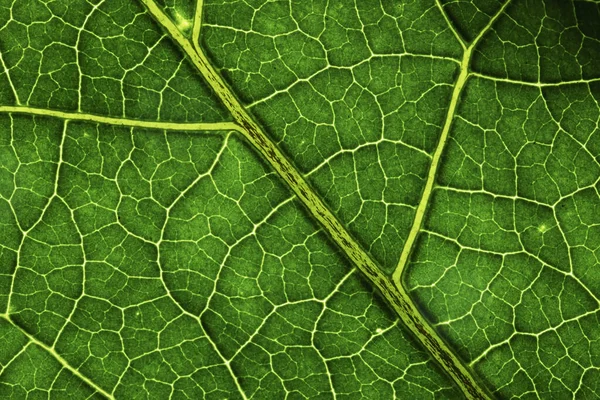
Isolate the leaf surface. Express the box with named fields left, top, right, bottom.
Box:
left=0, top=0, right=599, bottom=398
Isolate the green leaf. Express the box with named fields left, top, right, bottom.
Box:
left=0, top=0, right=599, bottom=398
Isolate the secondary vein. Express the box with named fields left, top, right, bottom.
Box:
left=392, top=48, right=471, bottom=284
left=393, top=0, right=514, bottom=283
left=0, top=105, right=241, bottom=132
left=0, top=315, right=115, bottom=399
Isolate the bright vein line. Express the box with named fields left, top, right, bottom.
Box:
left=0, top=105, right=242, bottom=132
left=1, top=315, right=115, bottom=399
left=393, top=0, right=514, bottom=283
left=139, top=0, right=496, bottom=398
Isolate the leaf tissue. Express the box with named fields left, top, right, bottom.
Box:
left=0, top=0, right=599, bottom=398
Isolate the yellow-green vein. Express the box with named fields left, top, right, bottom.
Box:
left=138, top=0, right=494, bottom=398
left=393, top=0, right=513, bottom=285
left=0, top=105, right=241, bottom=132
left=0, top=314, right=114, bottom=400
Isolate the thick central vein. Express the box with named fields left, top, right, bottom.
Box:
left=138, top=0, right=495, bottom=398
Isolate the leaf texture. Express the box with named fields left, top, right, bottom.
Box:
left=0, top=0, right=599, bottom=399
